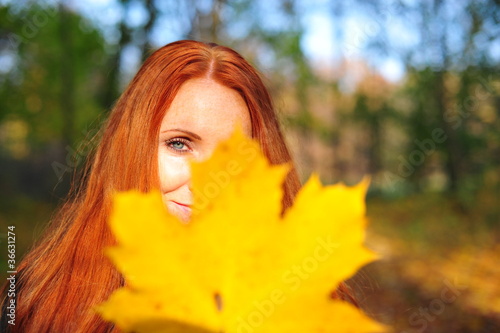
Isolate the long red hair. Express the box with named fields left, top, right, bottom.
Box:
left=1, top=40, right=354, bottom=332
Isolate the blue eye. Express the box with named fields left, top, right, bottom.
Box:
left=166, top=137, right=191, bottom=153
left=171, top=141, right=185, bottom=149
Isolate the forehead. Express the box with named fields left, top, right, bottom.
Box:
left=160, top=78, right=252, bottom=137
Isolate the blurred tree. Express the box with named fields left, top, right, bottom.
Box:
left=98, top=0, right=132, bottom=111
left=0, top=2, right=109, bottom=196
left=355, top=0, right=500, bottom=196
left=187, top=0, right=224, bottom=43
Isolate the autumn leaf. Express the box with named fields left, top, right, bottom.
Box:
left=96, top=128, right=386, bottom=333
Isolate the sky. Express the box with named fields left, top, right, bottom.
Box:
left=69, top=0, right=408, bottom=82
left=299, top=4, right=407, bottom=81
left=4, top=0, right=499, bottom=83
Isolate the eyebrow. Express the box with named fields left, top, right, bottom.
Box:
left=161, top=128, right=202, bottom=140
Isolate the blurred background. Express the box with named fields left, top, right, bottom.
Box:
left=0, top=0, right=499, bottom=331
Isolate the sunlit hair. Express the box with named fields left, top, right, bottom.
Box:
left=0, top=40, right=351, bottom=332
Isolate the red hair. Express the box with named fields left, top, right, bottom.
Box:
left=0, top=40, right=352, bottom=332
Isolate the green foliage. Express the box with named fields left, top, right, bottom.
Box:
left=0, top=3, right=109, bottom=151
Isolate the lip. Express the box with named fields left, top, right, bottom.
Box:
left=168, top=200, right=191, bottom=222
left=171, top=201, right=192, bottom=209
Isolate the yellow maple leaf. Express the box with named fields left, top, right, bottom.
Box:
left=96, top=128, right=386, bottom=333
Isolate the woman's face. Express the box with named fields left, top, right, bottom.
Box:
left=158, top=78, right=252, bottom=222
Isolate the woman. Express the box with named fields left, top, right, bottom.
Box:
left=1, top=40, right=355, bottom=332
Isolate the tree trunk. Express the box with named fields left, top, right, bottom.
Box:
left=59, top=3, right=74, bottom=148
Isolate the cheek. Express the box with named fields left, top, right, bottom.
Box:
left=157, top=152, right=191, bottom=192
left=240, top=110, right=252, bottom=138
